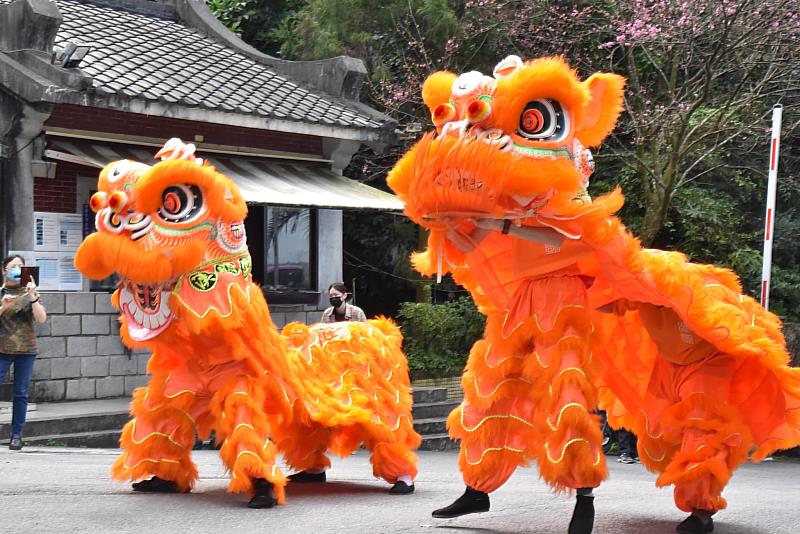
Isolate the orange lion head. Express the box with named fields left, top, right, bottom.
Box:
left=388, top=56, right=625, bottom=226
left=75, top=139, right=250, bottom=343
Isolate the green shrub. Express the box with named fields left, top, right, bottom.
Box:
left=398, top=296, right=485, bottom=378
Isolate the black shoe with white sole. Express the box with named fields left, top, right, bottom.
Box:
left=389, top=480, right=415, bottom=495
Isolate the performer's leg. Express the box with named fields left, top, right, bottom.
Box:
left=213, top=376, right=287, bottom=507
left=281, top=422, right=332, bottom=483
left=658, top=356, right=752, bottom=533
left=365, top=426, right=419, bottom=494
left=525, top=291, right=605, bottom=534
left=112, top=370, right=199, bottom=492
left=529, top=308, right=606, bottom=493
left=434, top=321, right=538, bottom=517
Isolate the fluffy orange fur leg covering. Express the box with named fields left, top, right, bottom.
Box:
left=214, top=378, right=288, bottom=503
left=111, top=379, right=199, bottom=492
left=367, top=437, right=420, bottom=483
left=279, top=422, right=333, bottom=472
left=528, top=305, right=607, bottom=493
left=448, top=322, right=543, bottom=493
left=656, top=393, right=752, bottom=513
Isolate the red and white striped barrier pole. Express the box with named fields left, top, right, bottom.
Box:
left=760, top=104, right=783, bottom=310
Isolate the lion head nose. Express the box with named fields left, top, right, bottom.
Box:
left=108, top=191, right=131, bottom=213
left=89, top=192, right=108, bottom=213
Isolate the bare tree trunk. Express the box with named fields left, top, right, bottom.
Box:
left=639, top=175, right=672, bottom=247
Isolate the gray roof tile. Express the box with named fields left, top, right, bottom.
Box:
left=0, top=0, right=386, bottom=131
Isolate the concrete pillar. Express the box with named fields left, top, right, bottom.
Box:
left=3, top=102, right=51, bottom=252
left=319, top=138, right=359, bottom=307
left=316, top=209, right=343, bottom=307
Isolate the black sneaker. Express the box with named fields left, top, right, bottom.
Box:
left=9, top=435, right=22, bottom=451
left=131, top=476, right=183, bottom=493
left=432, top=486, right=490, bottom=518
left=247, top=478, right=277, bottom=509
left=676, top=514, right=714, bottom=533
left=287, top=470, right=326, bottom=483
left=568, top=495, right=595, bottom=534
left=389, top=480, right=415, bottom=495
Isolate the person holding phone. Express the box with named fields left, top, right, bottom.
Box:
left=1, top=255, right=47, bottom=450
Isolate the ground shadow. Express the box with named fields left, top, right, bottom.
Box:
left=611, top=515, right=773, bottom=534
left=286, top=480, right=390, bottom=497
left=432, top=526, right=514, bottom=534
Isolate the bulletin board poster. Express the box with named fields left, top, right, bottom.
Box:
left=24, top=212, right=86, bottom=290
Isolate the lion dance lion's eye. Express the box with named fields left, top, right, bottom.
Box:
left=157, top=184, right=204, bottom=223
left=517, top=99, right=568, bottom=141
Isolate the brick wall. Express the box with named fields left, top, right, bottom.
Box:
left=46, top=104, right=324, bottom=156
left=34, top=161, right=82, bottom=213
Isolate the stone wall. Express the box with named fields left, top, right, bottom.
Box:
left=270, top=304, right=329, bottom=329
left=1, top=292, right=327, bottom=403
left=12, top=293, right=792, bottom=404
left=1, top=292, right=150, bottom=402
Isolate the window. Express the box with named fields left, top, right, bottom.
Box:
left=243, top=205, right=318, bottom=304
left=264, top=206, right=314, bottom=290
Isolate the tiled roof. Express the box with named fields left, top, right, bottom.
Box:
left=0, top=0, right=388, bottom=132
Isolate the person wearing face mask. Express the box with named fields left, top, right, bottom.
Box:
left=1, top=255, right=47, bottom=451
left=320, top=282, right=367, bottom=323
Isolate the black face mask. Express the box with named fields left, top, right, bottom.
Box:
left=330, top=297, right=343, bottom=308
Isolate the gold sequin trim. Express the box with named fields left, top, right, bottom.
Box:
left=473, top=375, right=532, bottom=398
left=130, top=420, right=188, bottom=449
left=122, top=457, right=181, bottom=470
left=464, top=445, right=527, bottom=466
left=460, top=407, right=534, bottom=432
left=544, top=438, right=595, bottom=464
left=545, top=402, right=589, bottom=432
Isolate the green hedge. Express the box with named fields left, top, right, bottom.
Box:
left=398, top=296, right=486, bottom=378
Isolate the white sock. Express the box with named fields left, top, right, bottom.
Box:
left=397, top=474, right=413, bottom=486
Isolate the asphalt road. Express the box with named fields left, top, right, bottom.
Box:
left=0, top=447, right=796, bottom=533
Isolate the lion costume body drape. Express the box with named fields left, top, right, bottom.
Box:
left=74, top=140, right=420, bottom=504
left=387, top=55, right=800, bottom=515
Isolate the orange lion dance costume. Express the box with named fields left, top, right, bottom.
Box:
left=74, top=139, right=420, bottom=508
left=387, top=56, right=800, bottom=533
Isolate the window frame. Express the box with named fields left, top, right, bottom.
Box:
left=245, top=204, right=319, bottom=304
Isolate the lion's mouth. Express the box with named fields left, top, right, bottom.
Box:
left=119, top=280, right=176, bottom=341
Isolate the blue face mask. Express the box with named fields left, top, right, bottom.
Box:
left=6, top=266, right=21, bottom=282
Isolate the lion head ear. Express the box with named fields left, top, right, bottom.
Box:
left=422, top=71, right=457, bottom=112
left=577, top=73, right=626, bottom=147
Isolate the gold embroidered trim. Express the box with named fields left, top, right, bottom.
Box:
left=123, top=457, right=181, bottom=470
left=473, top=375, right=532, bottom=398
left=130, top=421, right=188, bottom=449
left=544, top=437, right=594, bottom=464
left=460, top=406, right=534, bottom=432
left=464, top=445, right=527, bottom=465
left=545, top=402, right=589, bottom=432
